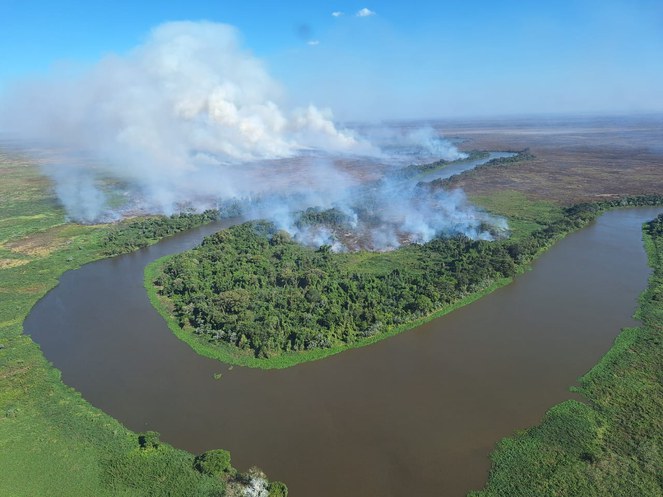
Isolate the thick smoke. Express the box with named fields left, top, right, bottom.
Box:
left=1, top=21, right=506, bottom=250
left=358, top=125, right=468, bottom=164
left=242, top=166, right=507, bottom=252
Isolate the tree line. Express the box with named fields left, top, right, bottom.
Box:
left=102, top=210, right=220, bottom=255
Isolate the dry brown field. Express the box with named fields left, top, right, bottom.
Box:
left=437, top=115, right=663, bottom=204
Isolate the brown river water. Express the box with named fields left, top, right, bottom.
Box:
left=25, top=206, right=661, bottom=497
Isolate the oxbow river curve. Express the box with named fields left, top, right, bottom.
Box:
left=25, top=201, right=660, bottom=495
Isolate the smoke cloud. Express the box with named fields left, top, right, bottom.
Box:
left=1, top=20, right=506, bottom=251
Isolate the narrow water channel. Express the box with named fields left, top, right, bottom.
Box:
left=25, top=207, right=660, bottom=497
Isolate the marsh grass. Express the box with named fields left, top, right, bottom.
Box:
left=469, top=216, right=663, bottom=496
left=0, top=153, right=265, bottom=497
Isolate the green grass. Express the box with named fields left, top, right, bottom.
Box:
left=335, top=244, right=427, bottom=276
left=469, top=216, right=663, bottom=497
left=471, top=190, right=564, bottom=240
left=0, top=154, right=282, bottom=497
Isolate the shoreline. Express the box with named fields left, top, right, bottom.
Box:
left=145, top=255, right=515, bottom=369
left=469, top=213, right=663, bottom=496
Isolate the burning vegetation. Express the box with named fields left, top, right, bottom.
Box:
left=145, top=194, right=663, bottom=365
left=2, top=20, right=513, bottom=253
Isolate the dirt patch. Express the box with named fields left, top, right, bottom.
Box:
left=6, top=235, right=68, bottom=257
left=0, top=259, right=31, bottom=270
left=0, top=365, right=31, bottom=381
left=437, top=115, right=663, bottom=205
left=4, top=225, right=72, bottom=257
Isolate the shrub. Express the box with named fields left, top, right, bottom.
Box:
left=194, top=449, right=232, bottom=477
left=138, top=430, right=160, bottom=449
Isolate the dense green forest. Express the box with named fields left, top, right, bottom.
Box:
left=151, top=195, right=663, bottom=362
left=102, top=210, right=220, bottom=255
left=470, top=212, right=663, bottom=496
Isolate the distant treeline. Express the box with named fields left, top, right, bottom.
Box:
left=102, top=210, right=220, bottom=256
left=152, top=194, right=663, bottom=361
left=470, top=210, right=663, bottom=497
left=396, top=150, right=489, bottom=179
left=428, top=149, right=535, bottom=188
left=295, top=207, right=354, bottom=229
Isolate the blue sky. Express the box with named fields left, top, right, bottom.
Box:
left=2, top=0, right=662, bottom=119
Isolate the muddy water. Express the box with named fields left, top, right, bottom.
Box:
left=25, top=207, right=660, bottom=497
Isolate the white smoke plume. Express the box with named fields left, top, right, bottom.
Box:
left=0, top=20, right=506, bottom=250
left=356, top=125, right=468, bottom=164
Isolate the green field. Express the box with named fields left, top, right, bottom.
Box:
left=0, top=152, right=284, bottom=497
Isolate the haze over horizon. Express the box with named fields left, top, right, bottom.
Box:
left=1, top=0, right=662, bottom=121
left=1, top=1, right=662, bottom=245
left=0, top=16, right=506, bottom=248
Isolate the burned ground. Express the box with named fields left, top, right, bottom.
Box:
left=437, top=116, right=663, bottom=204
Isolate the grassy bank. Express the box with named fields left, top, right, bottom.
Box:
left=0, top=153, right=284, bottom=497
left=469, top=214, right=663, bottom=496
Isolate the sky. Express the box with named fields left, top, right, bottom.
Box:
left=1, top=0, right=663, bottom=120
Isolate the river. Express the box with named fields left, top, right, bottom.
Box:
left=24, top=205, right=661, bottom=496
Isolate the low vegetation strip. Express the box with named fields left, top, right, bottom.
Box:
left=148, top=194, right=663, bottom=369
left=427, top=149, right=535, bottom=188
left=469, top=214, right=663, bottom=497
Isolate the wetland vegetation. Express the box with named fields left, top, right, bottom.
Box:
left=2, top=118, right=662, bottom=497
left=0, top=153, right=285, bottom=497
left=471, top=213, right=663, bottom=496
left=102, top=210, right=222, bottom=256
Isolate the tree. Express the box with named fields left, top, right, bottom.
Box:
left=268, top=481, right=288, bottom=497
left=138, top=431, right=160, bottom=449
left=193, top=449, right=233, bottom=476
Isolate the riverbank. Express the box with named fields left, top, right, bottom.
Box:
left=470, top=213, right=663, bottom=496
left=24, top=203, right=662, bottom=497
left=0, top=154, right=283, bottom=497
left=146, top=256, right=514, bottom=369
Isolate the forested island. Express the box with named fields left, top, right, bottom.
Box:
left=148, top=194, right=663, bottom=367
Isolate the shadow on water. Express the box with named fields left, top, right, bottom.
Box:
left=24, top=207, right=662, bottom=497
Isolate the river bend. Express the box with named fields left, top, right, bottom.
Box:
left=24, top=207, right=661, bottom=496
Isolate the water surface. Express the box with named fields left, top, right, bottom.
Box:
left=25, top=207, right=660, bottom=497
